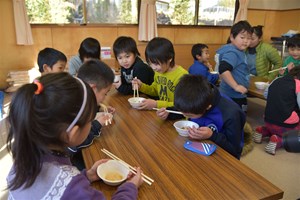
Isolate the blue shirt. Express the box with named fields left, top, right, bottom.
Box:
left=189, top=60, right=219, bottom=85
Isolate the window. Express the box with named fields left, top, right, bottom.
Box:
left=25, top=0, right=138, bottom=24
left=156, top=0, right=235, bottom=26
left=25, top=0, right=236, bottom=26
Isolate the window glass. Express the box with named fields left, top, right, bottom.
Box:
left=156, top=0, right=195, bottom=25
left=25, top=0, right=83, bottom=24
left=86, top=0, right=138, bottom=24
left=198, top=0, right=235, bottom=26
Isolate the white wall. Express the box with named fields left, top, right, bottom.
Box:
left=249, top=0, right=300, bottom=10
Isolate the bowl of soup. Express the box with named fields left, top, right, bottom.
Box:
left=97, top=160, right=129, bottom=186
left=173, top=120, right=199, bottom=137
left=128, top=97, right=145, bottom=109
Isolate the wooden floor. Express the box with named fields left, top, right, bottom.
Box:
left=0, top=93, right=299, bottom=199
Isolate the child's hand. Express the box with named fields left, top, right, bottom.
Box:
left=95, top=113, right=111, bottom=126
left=156, top=107, right=169, bottom=120
left=287, top=62, right=295, bottom=72
left=127, top=167, right=144, bottom=188
left=234, top=85, right=248, bottom=94
left=188, top=126, right=213, bottom=140
left=86, top=159, right=110, bottom=182
left=113, top=79, right=121, bottom=89
left=107, top=106, right=115, bottom=114
left=139, top=99, right=157, bottom=110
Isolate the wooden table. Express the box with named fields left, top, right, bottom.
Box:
left=248, top=76, right=269, bottom=99
left=82, top=90, right=283, bottom=200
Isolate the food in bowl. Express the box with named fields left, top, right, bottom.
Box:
left=254, top=82, right=269, bottom=90
left=95, top=112, right=113, bottom=123
left=128, top=97, right=145, bottom=109
left=173, top=120, right=199, bottom=137
left=97, top=160, right=129, bottom=186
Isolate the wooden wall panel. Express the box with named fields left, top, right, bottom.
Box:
left=248, top=10, right=267, bottom=27
left=174, top=28, right=225, bottom=44
left=278, top=10, right=300, bottom=35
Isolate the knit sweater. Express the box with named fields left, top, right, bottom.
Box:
left=247, top=42, right=282, bottom=81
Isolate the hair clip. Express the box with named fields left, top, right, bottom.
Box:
left=33, top=80, right=43, bottom=94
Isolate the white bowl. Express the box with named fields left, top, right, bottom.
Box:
left=173, top=120, right=199, bottom=137
left=211, top=71, right=219, bottom=74
left=97, top=160, right=129, bottom=186
left=128, top=97, right=145, bottom=109
left=254, top=82, right=269, bottom=90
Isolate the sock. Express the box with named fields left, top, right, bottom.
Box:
left=265, top=135, right=279, bottom=155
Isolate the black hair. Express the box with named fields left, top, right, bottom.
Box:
left=174, top=74, right=213, bottom=114
left=78, top=37, right=101, bottom=61
left=191, top=43, right=208, bottom=60
left=145, top=37, right=175, bottom=68
left=6, top=72, right=97, bottom=190
left=288, top=65, right=300, bottom=79
left=231, top=20, right=252, bottom=39
left=77, top=59, right=114, bottom=90
left=37, top=48, right=67, bottom=73
left=287, top=34, right=300, bottom=49
left=113, top=36, right=140, bottom=59
left=252, top=25, right=264, bottom=38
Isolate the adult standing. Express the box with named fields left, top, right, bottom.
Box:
left=247, top=25, right=282, bottom=81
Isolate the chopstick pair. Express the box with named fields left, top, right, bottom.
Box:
left=101, top=148, right=154, bottom=185
left=100, top=103, right=111, bottom=126
left=268, top=66, right=288, bottom=73
left=133, top=77, right=139, bottom=98
left=152, top=108, right=183, bottom=115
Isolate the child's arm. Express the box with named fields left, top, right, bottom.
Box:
left=220, top=71, right=247, bottom=94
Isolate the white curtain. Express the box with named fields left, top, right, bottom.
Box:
left=138, top=0, right=158, bottom=42
left=234, top=0, right=250, bottom=23
left=13, top=0, right=33, bottom=45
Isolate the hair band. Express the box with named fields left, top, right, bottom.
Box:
left=33, top=80, right=43, bottom=94
left=66, top=77, right=87, bottom=132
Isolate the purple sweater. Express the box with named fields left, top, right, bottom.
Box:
left=7, top=154, right=138, bottom=200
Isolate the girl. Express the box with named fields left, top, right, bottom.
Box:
left=113, top=36, right=154, bottom=95
left=132, top=37, right=188, bottom=110
left=6, top=72, right=143, bottom=199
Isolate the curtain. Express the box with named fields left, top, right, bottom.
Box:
left=138, top=0, right=158, bottom=42
left=234, top=0, right=250, bottom=23
left=13, top=0, right=33, bottom=45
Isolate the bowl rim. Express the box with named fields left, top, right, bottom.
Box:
left=173, top=120, right=199, bottom=130
left=97, top=160, right=129, bottom=184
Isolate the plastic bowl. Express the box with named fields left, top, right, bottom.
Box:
left=254, top=82, right=268, bottom=90
left=95, top=112, right=113, bottom=123
left=128, top=97, right=145, bottom=109
left=97, top=160, right=129, bottom=186
left=114, top=74, right=121, bottom=83
left=173, top=120, right=199, bottom=137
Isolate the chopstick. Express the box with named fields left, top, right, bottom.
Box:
left=101, top=148, right=154, bottom=185
left=100, top=104, right=111, bottom=125
left=152, top=108, right=183, bottom=115
left=133, top=77, right=139, bottom=98
left=268, top=66, right=288, bottom=73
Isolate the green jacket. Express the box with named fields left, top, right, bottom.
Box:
left=249, top=42, right=282, bottom=81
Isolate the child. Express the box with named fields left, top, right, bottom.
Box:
left=69, top=37, right=101, bottom=76
left=6, top=72, right=143, bottom=199
left=173, top=74, right=245, bottom=159
left=189, top=43, right=219, bottom=85
left=132, top=37, right=188, bottom=110
left=216, top=20, right=252, bottom=112
left=279, top=34, right=300, bottom=76
left=254, top=66, right=300, bottom=155
left=37, top=47, right=67, bottom=75
left=68, top=59, right=115, bottom=167
left=113, top=36, right=154, bottom=95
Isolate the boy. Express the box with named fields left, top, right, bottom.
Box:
left=279, top=34, right=300, bottom=76
left=174, top=74, right=245, bottom=159
left=189, top=43, right=219, bottom=85
left=113, top=36, right=154, bottom=95
left=69, top=37, right=101, bottom=76
left=37, top=47, right=67, bottom=75
left=216, top=20, right=252, bottom=112
left=68, top=59, right=115, bottom=168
